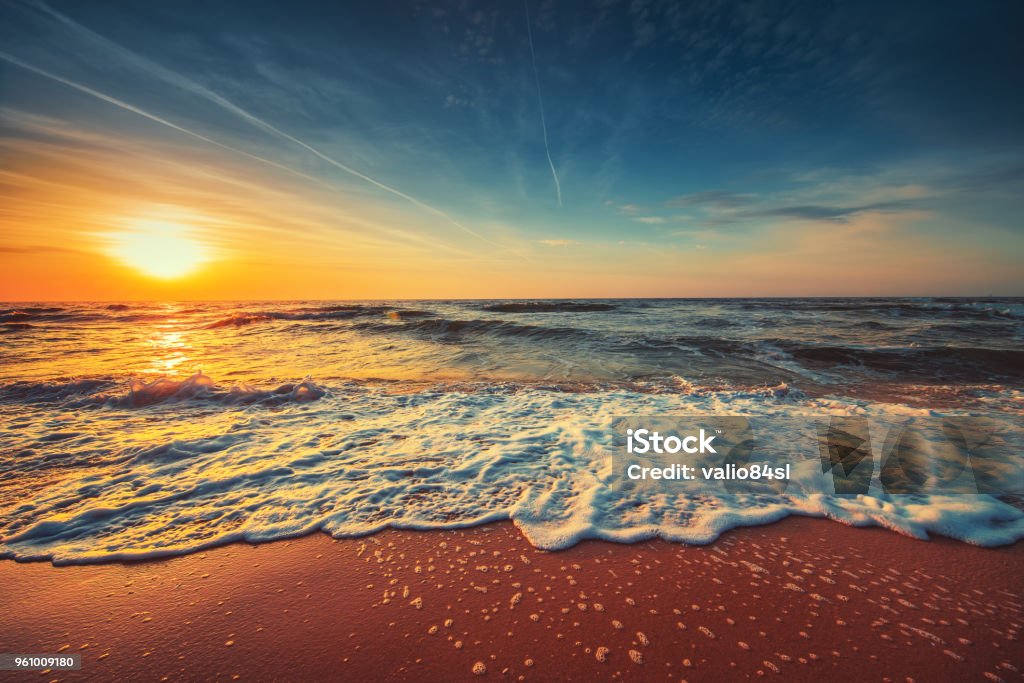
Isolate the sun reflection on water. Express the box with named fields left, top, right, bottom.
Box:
left=147, top=318, right=193, bottom=375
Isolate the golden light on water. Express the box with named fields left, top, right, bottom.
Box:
left=107, top=220, right=209, bottom=279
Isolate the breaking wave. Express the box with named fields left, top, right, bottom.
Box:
left=1, top=381, right=1021, bottom=564
left=0, top=374, right=326, bottom=408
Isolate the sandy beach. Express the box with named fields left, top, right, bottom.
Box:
left=1, top=517, right=1020, bottom=682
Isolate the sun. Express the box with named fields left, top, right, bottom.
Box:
left=107, top=220, right=209, bottom=279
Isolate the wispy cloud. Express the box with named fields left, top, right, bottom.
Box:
left=20, top=0, right=498, bottom=247
left=0, top=50, right=320, bottom=185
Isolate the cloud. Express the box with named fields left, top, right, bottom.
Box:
left=633, top=216, right=665, bottom=224
left=755, top=201, right=911, bottom=223
left=664, top=171, right=936, bottom=227
left=665, top=190, right=756, bottom=209
left=537, top=239, right=574, bottom=246
left=615, top=203, right=643, bottom=214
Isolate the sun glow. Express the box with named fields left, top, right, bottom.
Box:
left=107, top=220, right=209, bottom=279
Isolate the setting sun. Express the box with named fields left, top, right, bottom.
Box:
left=106, top=220, right=209, bottom=279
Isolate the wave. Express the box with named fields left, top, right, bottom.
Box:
left=204, top=305, right=392, bottom=329
left=2, top=383, right=1022, bottom=564
left=204, top=312, right=279, bottom=328
left=386, top=309, right=433, bottom=320
left=919, top=299, right=1024, bottom=320
left=356, top=315, right=591, bottom=343
left=481, top=301, right=617, bottom=313
left=0, top=310, right=107, bottom=324
left=0, top=306, right=65, bottom=316
left=0, top=374, right=326, bottom=408
left=112, top=373, right=326, bottom=407
left=0, top=378, right=117, bottom=404
left=727, top=298, right=1024, bottom=320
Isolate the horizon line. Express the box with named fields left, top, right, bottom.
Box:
left=3, top=294, right=1022, bottom=304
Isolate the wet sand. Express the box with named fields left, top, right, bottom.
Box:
left=1, top=517, right=1021, bottom=682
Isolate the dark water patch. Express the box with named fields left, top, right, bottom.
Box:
left=0, top=306, right=65, bottom=316
left=915, top=321, right=1014, bottom=337
left=723, top=298, right=1023, bottom=320
left=1, top=311, right=36, bottom=323
left=839, top=319, right=899, bottom=331
left=779, top=343, right=1024, bottom=381
left=355, top=316, right=590, bottom=343
left=692, top=317, right=741, bottom=329
left=2, top=310, right=110, bottom=324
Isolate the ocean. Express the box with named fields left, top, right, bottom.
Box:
left=2, top=298, right=1023, bottom=563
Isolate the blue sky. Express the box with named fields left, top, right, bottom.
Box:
left=1, top=0, right=1022, bottom=298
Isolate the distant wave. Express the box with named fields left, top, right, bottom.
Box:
left=481, top=301, right=617, bottom=312
left=732, top=298, right=1024, bottom=320
left=204, top=305, right=392, bottom=329
left=776, top=343, right=1024, bottom=381
left=355, top=315, right=590, bottom=343
left=0, top=309, right=104, bottom=323
left=0, top=306, right=65, bottom=316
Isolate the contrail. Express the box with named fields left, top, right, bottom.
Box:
left=28, top=0, right=496, bottom=245
left=523, top=0, right=562, bottom=208
left=0, top=51, right=482, bottom=258
left=0, top=51, right=320, bottom=185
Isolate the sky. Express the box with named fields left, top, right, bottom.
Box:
left=1, top=0, right=1022, bottom=300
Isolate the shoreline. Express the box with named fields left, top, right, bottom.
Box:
left=2, top=517, right=1021, bottom=681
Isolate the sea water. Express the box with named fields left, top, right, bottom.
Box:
left=1, top=298, right=1022, bottom=563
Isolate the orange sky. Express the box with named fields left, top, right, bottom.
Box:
left=1, top=130, right=1020, bottom=300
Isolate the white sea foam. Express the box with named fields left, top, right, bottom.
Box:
left=1, top=380, right=1021, bottom=564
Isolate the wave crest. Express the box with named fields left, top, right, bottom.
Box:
left=0, top=374, right=326, bottom=408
